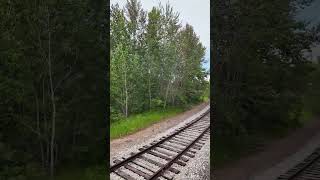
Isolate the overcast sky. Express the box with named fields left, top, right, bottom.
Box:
left=297, top=1, right=320, bottom=27
left=110, top=0, right=210, bottom=71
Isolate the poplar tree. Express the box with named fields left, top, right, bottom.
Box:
left=110, top=0, right=208, bottom=119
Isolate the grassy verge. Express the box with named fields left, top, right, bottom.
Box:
left=201, top=94, right=209, bottom=102
left=110, top=107, right=184, bottom=140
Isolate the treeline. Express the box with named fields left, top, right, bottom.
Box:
left=111, top=0, right=208, bottom=121
left=304, top=63, right=320, bottom=115
left=212, top=0, right=320, bottom=137
left=0, top=0, right=106, bottom=179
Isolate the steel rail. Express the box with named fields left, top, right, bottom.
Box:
left=278, top=148, right=320, bottom=180
left=147, top=125, right=210, bottom=179
left=110, top=108, right=210, bottom=173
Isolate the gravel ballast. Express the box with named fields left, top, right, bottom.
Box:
left=174, top=136, right=210, bottom=180
left=110, top=102, right=209, bottom=157
left=110, top=105, right=210, bottom=180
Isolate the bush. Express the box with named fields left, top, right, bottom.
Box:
left=151, top=99, right=164, bottom=109
left=84, top=166, right=105, bottom=180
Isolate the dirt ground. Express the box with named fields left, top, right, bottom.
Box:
left=110, top=102, right=209, bottom=157
left=214, top=117, right=320, bottom=180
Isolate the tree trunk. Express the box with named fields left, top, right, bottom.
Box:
left=163, top=80, right=171, bottom=109
left=124, top=68, right=128, bottom=117
left=35, top=92, right=45, bottom=168
left=43, top=78, right=50, bottom=169
left=47, top=10, right=56, bottom=179
left=148, top=68, right=152, bottom=110
left=72, top=113, right=76, bottom=152
left=55, top=143, right=58, bottom=165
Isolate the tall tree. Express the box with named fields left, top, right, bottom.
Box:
left=212, top=0, right=318, bottom=136
left=110, top=1, right=208, bottom=120
left=0, top=0, right=106, bottom=178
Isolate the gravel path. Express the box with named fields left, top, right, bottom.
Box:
left=214, top=117, right=320, bottom=180
left=110, top=104, right=210, bottom=180
left=252, top=132, right=320, bottom=180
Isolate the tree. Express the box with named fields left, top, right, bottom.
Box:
left=110, top=1, right=208, bottom=120
left=212, top=0, right=319, bottom=137
left=0, top=0, right=106, bottom=178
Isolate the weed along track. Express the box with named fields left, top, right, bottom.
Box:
left=110, top=108, right=210, bottom=180
left=277, top=147, right=320, bottom=180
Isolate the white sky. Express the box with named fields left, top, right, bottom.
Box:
left=110, top=0, right=210, bottom=71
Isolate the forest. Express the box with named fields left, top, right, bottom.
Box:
left=6, top=0, right=320, bottom=178
left=110, top=0, right=209, bottom=123
left=212, top=0, right=320, bottom=166
left=0, top=0, right=107, bottom=179
left=0, top=0, right=209, bottom=179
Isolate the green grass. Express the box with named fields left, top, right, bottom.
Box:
left=201, top=94, right=209, bottom=102
left=110, top=107, right=184, bottom=140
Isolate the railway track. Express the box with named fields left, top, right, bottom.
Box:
left=110, top=108, right=210, bottom=180
left=277, top=147, right=320, bottom=180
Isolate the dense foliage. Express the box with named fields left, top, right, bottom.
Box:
left=212, top=0, right=320, bottom=137
left=304, top=62, right=320, bottom=115
left=0, top=0, right=106, bottom=178
left=110, top=0, right=208, bottom=121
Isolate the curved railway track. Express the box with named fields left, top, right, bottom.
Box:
left=277, top=147, right=320, bottom=180
left=110, top=108, right=210, bottom=180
